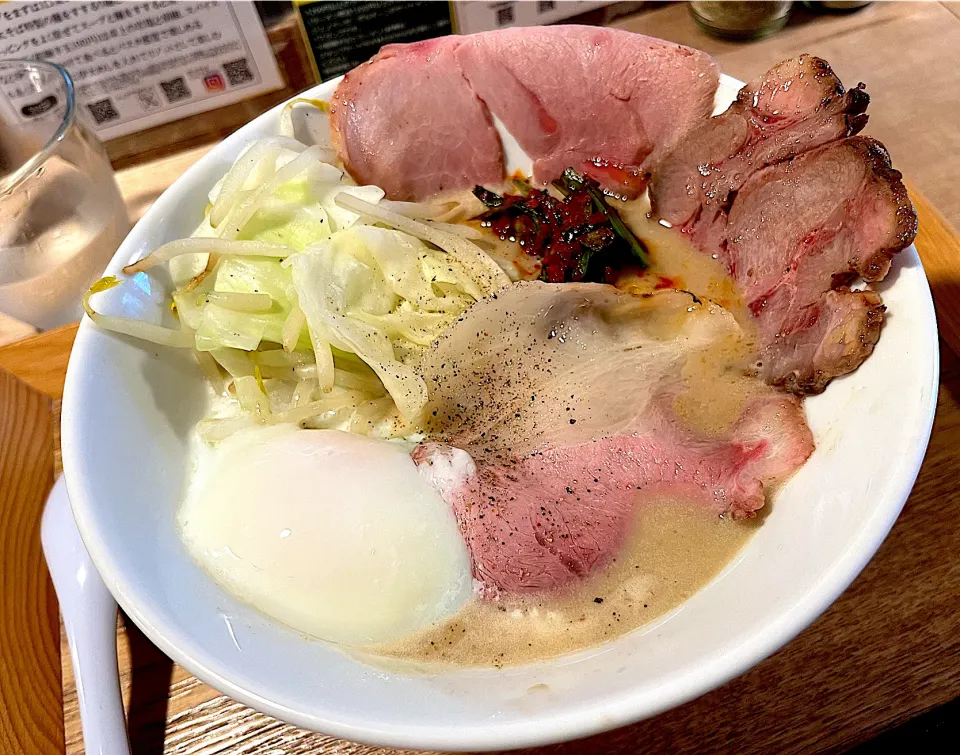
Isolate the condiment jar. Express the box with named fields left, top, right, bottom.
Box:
left=689, top=1, right=793, bottom=40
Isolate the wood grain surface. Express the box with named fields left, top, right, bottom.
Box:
left=0, top=367, right=63, bottom=753
left=114, top=145, right=215, bottom=225
left=0, top=326, right=77, bottom=401
left=0, top=312, right=36, bottom=349
left=910, top=184, right=960, bottom=357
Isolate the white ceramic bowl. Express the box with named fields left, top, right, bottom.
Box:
left=61, top=74, right=938, bottom=750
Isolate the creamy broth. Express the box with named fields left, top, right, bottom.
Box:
left=617, top=195, right=744, bottom=316
left=375, top=496, right=755, bottom=667
left=468, top=192, right=765, bottom=441
left=617, top=196, right=771, bottom=436
left=367, top=194, right=764, bottom=668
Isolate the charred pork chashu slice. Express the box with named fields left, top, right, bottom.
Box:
left=648, top=56, right=916, bottom=394
left=649, top=54, right=870, bottom=247
left=728, top=137, right=916, bottom=392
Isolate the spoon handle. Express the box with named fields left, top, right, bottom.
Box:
left=41, top=477, right=130, bottom=755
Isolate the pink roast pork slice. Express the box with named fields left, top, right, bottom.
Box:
left=455, top=26, right=718, bottom=197
left=414, top=282, right=813, bottom=595
left=330, top=27, right=719, bottom=200
left=415, top=395, right=810, bottom=595
left=330, top=37, right=504, bottom=201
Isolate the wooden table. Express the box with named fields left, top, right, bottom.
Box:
left=3, top=2, right=960, bottom=752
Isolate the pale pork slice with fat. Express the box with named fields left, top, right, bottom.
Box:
left=413, top=283, right=813, bottom=595
left=329, top=38, right=504, bottom=201
left=330, top=27, right=719, bottom=200
left=455, top=26, right=719, bottom=196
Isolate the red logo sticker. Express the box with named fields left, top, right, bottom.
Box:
left=203, top=73, right=225, bottom=92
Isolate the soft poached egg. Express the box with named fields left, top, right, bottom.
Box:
left=179, top=425, right=473, bottom=646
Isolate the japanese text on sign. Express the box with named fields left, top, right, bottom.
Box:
left=0, top=1, right=282, bottom=140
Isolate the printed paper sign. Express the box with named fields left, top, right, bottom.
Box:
left=0, top=1, right=283, bottom=140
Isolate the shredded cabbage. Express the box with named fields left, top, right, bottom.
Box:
left=85, top=101, right=508, bottom=441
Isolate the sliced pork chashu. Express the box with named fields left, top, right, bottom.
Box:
left=414, top=283, right=813, bottom=595
left=330, top=37, right=505, bottom=201
left=728, top=137, right=915, bottom=391
left=330, top=27, right=719, bottom=200
left=648, top=56, right=917, bottom=394
left=650, top=54, right=869, bottom=250
left=456, top=26, right=718, bottom=196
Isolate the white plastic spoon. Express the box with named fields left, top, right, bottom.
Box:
left=41, top=476, right=130, bottom=755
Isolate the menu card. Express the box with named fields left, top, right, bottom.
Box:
left=0, top=0, right=283, bottom=140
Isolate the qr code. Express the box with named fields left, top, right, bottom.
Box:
left=160, top=77, right=190, bottom=103
left=223, top=58, right=254, bottom=86
left=86, top=98, right=119, bottom=125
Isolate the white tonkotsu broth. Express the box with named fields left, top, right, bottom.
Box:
left=178, top=425, right=473, bottom=646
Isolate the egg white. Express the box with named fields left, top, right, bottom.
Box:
left=178, top=424, right=472, bottom=646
